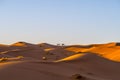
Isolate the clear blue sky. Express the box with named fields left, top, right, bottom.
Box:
left=0, top=0, right=120, bottom=45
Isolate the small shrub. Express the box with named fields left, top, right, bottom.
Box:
left=0, top=57, right=8, bottom=62
left=71, top=74, right=84, bottom=80
left=46, top=51, right=50, bottom=55
left=49, top=52, right=54, bottom=55
left=45, top=51, right=54, bottom=55
left=17, top=56, right=24, bottom=59
left=87, top=72, right=93, bottom=75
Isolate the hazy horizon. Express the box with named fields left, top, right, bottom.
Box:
left=0, top=0, right=120, bottom=44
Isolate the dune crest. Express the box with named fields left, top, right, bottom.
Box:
left=55, top=53, right=85, bottom=62
left=11, top=42, right=35, bottom=47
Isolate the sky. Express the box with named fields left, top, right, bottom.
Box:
left=0, top=0, right=120, bottom=45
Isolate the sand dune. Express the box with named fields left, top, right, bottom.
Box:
left=56, top=53, right=120, bottom=80
left=0, top=42, right=120, bottom=80
left=0, top=42, right=72, bottom=60
left=66, top=42, right=120, bottom=62
left=11, top=42, right=35, bottom=47
left=55, top=53, right=85, bottom=62
left=0, top=53, right=120, bottom=80
left=38, top=43, right=58, bottom=49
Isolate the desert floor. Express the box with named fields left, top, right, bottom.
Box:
left=0, top=42, right=120, bottom=80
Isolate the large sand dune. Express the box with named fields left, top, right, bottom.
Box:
left=0, top=42, right=120, bottom=80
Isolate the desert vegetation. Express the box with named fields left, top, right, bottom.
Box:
left=17, top=56, right=24, bottom=59
left=0, top=57, right=8, bottom=62
left=71, top=74, right=85, bottom=80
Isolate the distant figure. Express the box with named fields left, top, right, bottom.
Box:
left=57, top=43, right=65, bottom=46
left=57, top=44, right=60, bottom=46
left=62, top=44, right=65, bottom=46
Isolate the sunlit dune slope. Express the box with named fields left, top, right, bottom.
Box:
left=86, top=46, right=120, bottom=62
left=11, top=42, right=35, bottom=47
left=65, top=42, right=120, bottom=62
left=65, top=47, right=90, bottom=53
left=55, top=53, right=85, bottom=62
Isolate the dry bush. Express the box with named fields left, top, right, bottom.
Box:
left=0, top=57, right=8, bottom=62
left=71, top=74, right=85, bottom=80
left=17, top=56, right=24, bottom=59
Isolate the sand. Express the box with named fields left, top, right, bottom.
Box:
left=0, top=42, right=120, bottom=80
